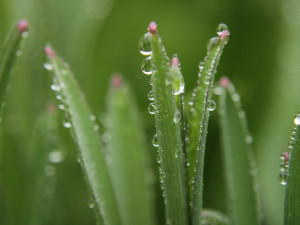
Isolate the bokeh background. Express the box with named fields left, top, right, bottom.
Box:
left=0, top=0, right=299, bottom=224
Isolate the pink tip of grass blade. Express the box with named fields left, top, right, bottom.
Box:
left=219, top=29, right=230, bottom=41
left=220, top=76, right=230, bottom=88
left=148, top=22, right=157, bottom=35
left=17, top=19, right=28, bottom=34
left=283, top=152, right=290, bottom=162
left=44, top=46, right=56, bottom=59
left=171, top=57, right=179, bottom=67
left=111, top=74, right=123, bottom=89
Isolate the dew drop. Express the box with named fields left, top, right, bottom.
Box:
left=203, top=76, right=210, bottom=85
left=148, top=102, right=157, bottom=114
left=141, top=56, right=152, bottom=75
left=93, top=124, right=99, bottom=131
left=213, top=86, right=223, bottom=95
left=48, top=151, right=64, bottom=163
left=63, top=122, right=71, bottom=128
left=88, top=203, right=95, bottom=209
left=198, top=61, right=205, bottom=71
left=216, top=23, right=228, bottom=36
left=90, top=115, right=96, bottom=121
left=288, top=142, right=294, bottom=149
left=232, top=94, right=240, bottom=102
left=152, top=134, right=159, bottom=147
left=16, top=50, right=22, bottom=56
left=21, top=31, right=29, bottom=38
left=294, top=114, right=300, bottom=125
left=50, top=84, right=60, bottom=92
left=102, top=132, right=111, bottom=143
left=43, top=63, right=53, bottom=71
left=173, top=110, right=181, bottom=124
left=206, top=37, right=219, bottom=52
left=44, top=165, right=56, bottom=176
left=291, top=132, right=296, bottom=140
left=139, top=32, right=152, bottom=56
left=58, top=104, right=65, bottom=110
left=279, top=152, right=290, bottom=186
left=245, top=135, right=253, bottom=144
left=56, top=95, right=62, bottom=100
left=207, top=100, right=216, bottom=111
left=148, top=90, right=154, bottom=101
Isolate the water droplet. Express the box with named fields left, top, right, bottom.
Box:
left=63, top=122, right=71, bottom=128
left=56, top=95, right=62, bottom=100
left=294, top=114, right=300, bottom=125
left=173, top=110, right=181, bottom=123
left=198, top=61, right=205, bottom=71
left=102, top=132, right=111, bottom=143
left=152, top=134, right=159, bottom=147
left=245, top=135, right=253, bottom=144
left=141, top=56, right=152, bottom=75
left=88, top=203, right=95, bottom=209
left=279, top=152, right=290, bottom=186
left=139, top=32, right=152, bottom=56
left=48, top=151, right=64, bottom=163
left=288, top=142, right=294, bottom=149
left=206, top=37, right=219, bottom=52
left=94, top=124, right=99, bottom=131
left=90, top=115, right=96, bottom=121
left=174, top=152, right=178, bottom=158
left=16, top=50, right=22, bottom=56
left=21, top=31, right=29, bottom=38
left=291, top=132, right=296, bottom=140
left=232, top=94, right=240, bottom=102
left=148, top=103, right=157, bottom=114
left=50, top=84, right=60, bottom=92
left=58, top=104, right=65, bottom=110
left=207, top=100, right=216, bottom=111
left=43, top=63, right=53, bottom=71
left=213, top=86, right=223, bottom=95
left=216, top=23, right=228, bottom=36
left=44, top=165, right=56, bottom=176
left=148, top=90, right=154, bottom=100
left=203, top=76, right=210, bottom=85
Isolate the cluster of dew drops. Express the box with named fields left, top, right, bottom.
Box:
left=280, top=113, right=300, bottom=185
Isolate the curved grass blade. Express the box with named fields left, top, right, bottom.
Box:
left=188, top=24, right=230, bottom=225
left=201, top=209, right=230, bottom=225
left=140, top=22, right=189, bottom=225
left=44, top=46, right=121, bottom=225
left=218, top=77, right=261, bottom=225
left=284, top=113, right=300, bottom=225
left=0, top=20, right=28, bottom=115
left=105, top=75, right=156, bottom=225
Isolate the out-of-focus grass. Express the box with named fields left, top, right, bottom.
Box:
left=0, top=0, right=298, bottom=224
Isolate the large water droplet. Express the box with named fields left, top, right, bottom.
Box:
left=152, top=134, right=159, bottom=147
left=148, top=90, right=154, bottom=101
left=148, top=103, right=157, bottom=114
left=63, top=122, right=71, bottom=128
left=139, top=32, right=152, bottom=56
left=170, top=57, right=185, bottom=95
left=294, top=114, right=300, bottom=125
left=216, top=23, right=228, bottom=36
left=43, top=63, right=53, bottom=71
left=207, top=37, right=219, bottom=52
left=208, top=100, right=216, bottom=111
left=141, top=56, right=152, bottom=75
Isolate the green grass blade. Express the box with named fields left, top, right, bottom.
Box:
left=218, top=77, right=261, bottom=225
left=284, top=113, right=300, bottom=225
left=0, top=20, right=28, bottom=115
left=201, top=209, right=230, bottom=225
left=105, top=75, right=156, bottom=225
left=140, top=22, right=188, bottom=225
left=44, top=46, right=121, bottom=225
left=188, top=24, right=229, bottom=225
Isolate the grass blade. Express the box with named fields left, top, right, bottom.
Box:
left=284, top=113, right=300, bottom=225
left=201, top=209, right=230, bottom=225
left=44, top=46, right=121, bottom=225
left=218, top=77, right=261, bottom=225
left=187, top=24, right=229, bottom=225
left=0, top=20, right=28, bottom=115
left=105, top=74, right=156, bottom=225
left=140, top=22, right=188, bottom=225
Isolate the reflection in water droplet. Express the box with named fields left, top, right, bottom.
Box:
left=208, top=100, right=216, bottom=111
left=141, top=57, right=152, bottom=75
left=139, top=32, right=152, bottom=56
left=48, top=151, right=64, bottom=163
left=148, top=103, right=157, bottom=114
left=152, top=134, right=159, bottom=147
left=173, top=110, right=181, bottom=123
left=43, top=63, right=53, bottom=71
left=148, top=90, right=154, bottom=101
left=279, top=152, right=290, bottom=186
left=294, top=114, right=300, bottom=125
left=216, top=23, right=228, bottom=36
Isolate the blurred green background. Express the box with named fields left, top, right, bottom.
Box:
left=0, top=0, right=299, bottom=224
